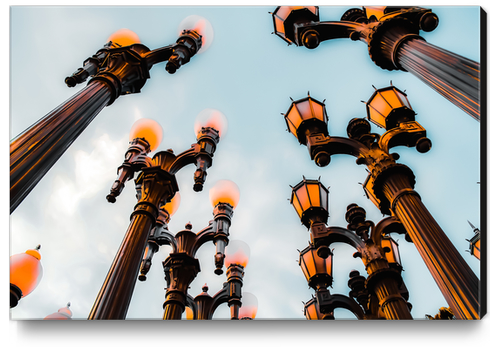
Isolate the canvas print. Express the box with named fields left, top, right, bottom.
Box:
left=9, top=5, right=483, bottom=320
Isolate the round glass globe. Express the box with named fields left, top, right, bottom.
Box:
left=129, top=118, right=163, bottom=152
left=239, top=292, right=258, bottom=319
left=178, top=15, right=214, bottom=53
left=194, top=109, right=228, bottom=138
left=224, top=240, right=250, bottom=268
left=209, top=179, right=239, bottom=208
left=10, top=247, right=43, bottom=297
left=108, top=28, right=140, bottom=48
left=163, top=192, right=181, bottom=217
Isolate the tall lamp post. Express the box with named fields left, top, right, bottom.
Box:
left=88, top=112, right=223, bottom=320
left=10, top=17, right=211, bottom=213
left=183, top=242, right=256, bottom=320
left=10, top=245, right=43, bottom=308
left=282, top=86, right=480, bottom=319
left=291, top=178, right=412, bottom=319
left=272, top=6, right=480, bottom=121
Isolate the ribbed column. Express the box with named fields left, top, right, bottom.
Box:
left=370, top=273, right=412, bottom=319
left=382, top=173, right=480, bottom=319
left=397, top=38, right=480, bottom=121
left=88, top=214, right=154, bottom=319
left=10, top=80, right=113, bottom=213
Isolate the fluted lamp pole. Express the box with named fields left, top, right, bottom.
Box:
left=284, top=87, right=480, bottom=319
left=10, top=17, right=213, bottom=213
left=89, top=113, right=222, bottom=320
left=10, top=245, right=43, bottom=308
left=272, top=6, right=480, bottom=121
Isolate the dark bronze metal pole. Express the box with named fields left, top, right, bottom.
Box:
left=372, top=167, right=480, bottom=319
left=89, top=168, right=176, bottom=319
left=10, top=81, right=112, bottom=213
left=397, top=39, right=480, bottom=121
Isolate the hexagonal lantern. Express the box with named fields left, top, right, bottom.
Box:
left=366, top=85, right=415, bottom=130
left=468, top=232, right=481, bottom=260
left=290, top=177, right=329, bottom=228
left=272, top=6, right=319, bottom=45
left=285, top=95, right=328, bottom=145
left=299, top=243, right=333, bottom=289
left=380, top=235, right=402, bottom=267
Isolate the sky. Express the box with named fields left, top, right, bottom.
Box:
left=6, top=2, right=487, bottom=347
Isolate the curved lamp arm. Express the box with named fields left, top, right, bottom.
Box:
left=327, top=293, right=366, bottom=320
left=371, top=216, right=407, bottom=249
left=321, top=226, right=366, bottom=253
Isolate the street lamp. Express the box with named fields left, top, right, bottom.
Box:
left=10, top=16, right=212, bottom=213
left=271, top=6, right=480, bottom=121
left=10, top=245, right=43, bottom=308
left=44, top=303, right=73, bottom=320
left=184, top=241, right=255, bottom=320
left=291, top=178, right=412, bottom=319
left=284, top=87, right=480, bottom=319
left=88, top=112, right=224, bottom=320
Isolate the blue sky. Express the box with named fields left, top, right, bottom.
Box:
left=6, top=2, right=487, bottom=346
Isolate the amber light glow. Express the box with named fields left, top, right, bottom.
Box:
left=178, top=15, right=214, bottom=53
left=10, top=246, right=43, bottom=298
left=381, top=235, right=402, bottom=266
left=194, top=108, right=228, bottom=138
left=299, top=244, right=333, bottom=287
left=239, top=292, right=258, bottom=319
left=163, top=192, right=181, bottom=217
left=185, top=306, right=194, bottom=320
left=272, top=6, right=319, bottom=44
left=290, top=178, right=329, bottom=227
left=129, top=118, right=163, bottom=151
left=284, top=96, right=328, bottom=144
left=366, top=86, right=413, bottom=129
left=224, top=240, right=250, bottom=268
left=107, top=28, right=141, bottom=48
left=209, top=179, right=240, bottom=209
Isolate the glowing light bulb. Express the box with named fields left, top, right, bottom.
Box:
left=194, top=109, right=228, bottom=138
left=163, top=192, right=181, bottom=217
left=129, top=118, right=163, bottom=151
left=239, top=292, right=258, bottom=319
left=10, top=246, right=43, bottom=298
left=209, top=179, right=240, bottom=208
left=178, top=15, right=214, bottom=53
left=224, top=240, right=250, bottom=268
left=107, top=28, right=141, bottom=48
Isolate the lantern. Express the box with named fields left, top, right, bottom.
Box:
left=381, top=235, right=402, bottom=266
left=366, top=86, right=415, bottom=130
left=272, top=6, right=319, bottom=45
left=290, top=178, right=329, bottom=228
left=129, top=118, right=163, bottom=152
left=284, top=95, right=328, bottom=145
left=299, top=244, right=333, bottom=289
left=209, top=180, right=240, bottom=209
left=238, top=292, right=258, bottom=320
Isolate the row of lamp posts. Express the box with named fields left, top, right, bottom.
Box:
left=10, top=6, right=481, bottom=319
left=284, top=83, right=480, bottom=319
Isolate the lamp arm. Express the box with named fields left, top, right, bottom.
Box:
left=208, top=283, right=230, bottom=318
left=141, top=44, right=177, bottom=68
left=296, top=20, right=367, bottom=44
left=307, top=134, right=371, bottom=167
left=327, top=293, right=366, bottom=320
left=65, top=48, right=108, bottom=87
left=371, top=216, right=407, bottom=248
left=378, top=121, right=431, bottom=154
left=323, top=226, right=366, bottom=253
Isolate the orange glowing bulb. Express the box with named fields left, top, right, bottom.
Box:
left=10, top=246, right=43, bottom=298
left=178, top=15, right=214, bottom=53
left=194, top=108, right=228, bottom=138
left=224, top=240, right=250, bottom=268
left=129, top=118, right=163, bottom=152
left=209, top=179, right=240, bottom=209
left=107, top=28, right=141, bottom=48
left=44, top=303, right=73, bottom=320
left=185, top=306, right=194, bottom=320
left=239, top=292, right=258, bottom=319
left=163, top=192, right=181, bottom=217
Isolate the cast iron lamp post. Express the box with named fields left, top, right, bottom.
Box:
left=283, top=87, right=480, bottom=319
left=10, top=245, right=43, bottom=308
left=10, top=17, right=210, bottom=213
left=88, top=113, right=223, bottom=320
left=291, top=178, right=412, bottom=319
left=183, top=242, right=256, bottom=320
left=271, top=6, right=480, bottom=121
